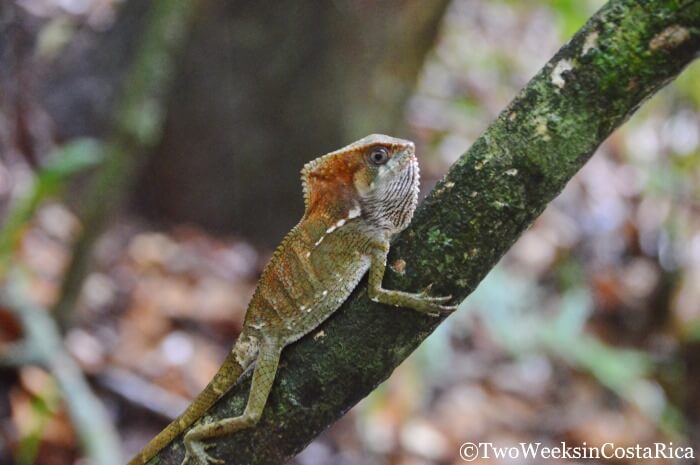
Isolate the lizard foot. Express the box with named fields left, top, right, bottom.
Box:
left=417, top=286, right=458, bottom=317
left=379, top=288, right=457, bottom=317
left=182, top=440, right=224, bottom=465
left=370, top=283, right=458, bottom=317
left=422, top=302, right=458, bottom=317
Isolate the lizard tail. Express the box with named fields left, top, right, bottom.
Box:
left=126, top=339, right=251, bottom=465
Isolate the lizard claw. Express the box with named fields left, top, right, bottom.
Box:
left=423, top=294, right=453, bottom=303
left=418, top=285, right=452, bottom=302
left=425, top=303, right=458, bottom=316
left=182, top=440, right=224, bottom=465
left=439, top=303, right=458, bottom=314
left=415, top=297, right=457, bottom=317
left=420, top=283, right=434, bottom=296
left=416, top=285, right=457, bottom=316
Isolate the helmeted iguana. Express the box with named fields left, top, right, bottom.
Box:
left=128, top=134, right=456, bottom=465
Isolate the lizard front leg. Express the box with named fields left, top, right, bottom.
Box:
left=368, top=242, right=457, bottom=317
left=182, top=340, right=282, bottom=465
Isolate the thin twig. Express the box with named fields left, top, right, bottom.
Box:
left=2, top=284, right=123, bottom=465
left=97, top=367, right=191, bottom=421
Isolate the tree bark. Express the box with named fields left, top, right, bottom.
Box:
left=151, top=0, right=700, bottom=463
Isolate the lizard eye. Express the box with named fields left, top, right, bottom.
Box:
left=368, top=147, right=390, bottom=165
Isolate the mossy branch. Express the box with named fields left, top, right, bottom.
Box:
left=151, top=1, right=700, bottom=464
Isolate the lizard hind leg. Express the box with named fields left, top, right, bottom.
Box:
left=182, top=340, right=283, bottom=465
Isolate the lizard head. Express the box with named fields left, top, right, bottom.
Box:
left=301, top=134, right=419, bottom=235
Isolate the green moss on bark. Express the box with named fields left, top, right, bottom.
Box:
left=152, top=1, right=700, bottom=464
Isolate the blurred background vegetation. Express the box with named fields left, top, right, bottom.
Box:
left=1, top=0, right=699, bottom=464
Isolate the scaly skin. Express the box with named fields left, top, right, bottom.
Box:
left=128, top=134, right=456, bottom=465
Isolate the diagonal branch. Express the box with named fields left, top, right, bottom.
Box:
left=151, top=1, right=700, bottom=463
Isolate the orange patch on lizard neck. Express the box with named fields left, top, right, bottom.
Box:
left=303, top=150, right=365, bottom=222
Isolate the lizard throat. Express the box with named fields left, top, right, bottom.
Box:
left=361, top=156, right=419, bottom=235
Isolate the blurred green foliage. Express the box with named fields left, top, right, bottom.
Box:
left=460, top=267, right=691, bottom=436
left=544, top=0, right=604, bottom=39
left=14, top=377, right=61, bottom=465
left=465, top=270, right=652, bottom=394
left=0, top=139, right=103, bottom=279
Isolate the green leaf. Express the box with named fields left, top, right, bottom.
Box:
left=40, top=138, right=104, bottom=181
left=0, top=138, right=104, bottom=279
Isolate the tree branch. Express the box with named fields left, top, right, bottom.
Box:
left=151, top=0, right=700, bottom=463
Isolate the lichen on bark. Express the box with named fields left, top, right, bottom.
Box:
left=151, top=1, right=700, bottom=464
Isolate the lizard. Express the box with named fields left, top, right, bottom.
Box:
left=127, top=134, right=457, bottom=465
